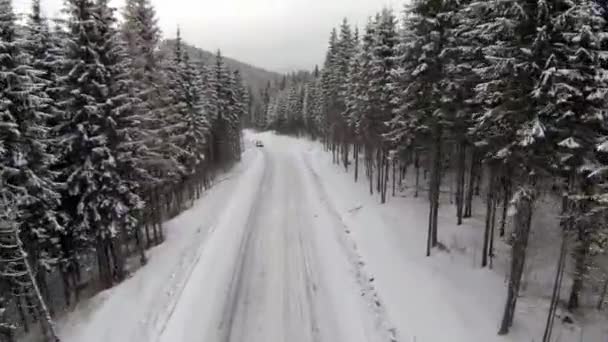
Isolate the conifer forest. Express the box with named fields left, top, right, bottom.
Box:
left=0, top=0, right=607, bottom=341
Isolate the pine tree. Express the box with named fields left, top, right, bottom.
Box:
left=121, top=0, right=174, bottom=183
left=58, top=0, right=143, bottom=288
left=319, top=28, right=339, bottom=143
left=531, top=0, right=608, bottom=312
left=365, top=9, right=398, bottom=203
left=0, top=0, right=63, bottom=294
left=213, top=51, right=241, bottom=163
left=18, top=0, right=68, bottom=309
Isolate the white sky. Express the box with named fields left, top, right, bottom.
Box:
left=14, top=0, right=402, bottom=72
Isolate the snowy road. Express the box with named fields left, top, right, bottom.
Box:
left=157, top=134, right=395, bottom=342
left=58, top=132, right=605, bottom=342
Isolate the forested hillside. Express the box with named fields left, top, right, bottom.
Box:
left=258, top=0, right=608, bottom=339
left=161, top=39, right=281, bottom=94
left=0, top=0, right=249, bottom=340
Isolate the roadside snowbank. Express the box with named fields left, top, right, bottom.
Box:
left=300, top=136, right=607, bottom=342
left=57, top=145, right=264, bottom=342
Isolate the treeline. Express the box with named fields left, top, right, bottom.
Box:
left=257, top=0, right=608, bottom=338
left=0, top=0, right=247, bottom=339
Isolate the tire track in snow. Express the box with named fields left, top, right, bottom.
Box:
left=152, top=149, right=266, bottom=342
left=217, top=149, right=273, bottom=342
left=300, top=151, right=399, bottom=342
left=283, top=158, right=322, bottom=342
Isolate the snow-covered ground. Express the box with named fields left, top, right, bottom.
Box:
left=52, top=132, right=607, bottom=342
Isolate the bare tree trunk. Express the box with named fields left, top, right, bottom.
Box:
left=464, top=149, right=476, bottom=218
left=155, top=188, right=165, bottom=243
left=475, top=159, right=482, bottom=196
left=415, top=150, right=420, bottom=198
left=382, top=153, right=389, bottom=203
left=500, top=170, right=511, bottom=237
left=377, top=149, right=382, bottom=195
left=368, top=146, right=374, bottom=195
left=455, top=141, right=466, bottom=225
left=134, top=223, right=147, bottom=266
left=20, top=247, right=61, bottom=341
left=482, top=165, right=495, bottom=268
left=354, top=144, right=359, bottom=183
left=60, top=270, right=71, bottom=308
left=343, top=142, right=349, bottom=172
left=96, top=238, right=112, bottom=289
left=498, top=187, right=534, bottom=335
left=110, top=232, right=126, bottom=283
left=489, top=193, right=497, bottom=269
left=16, top=294, right=28, bottom=333
left=392, top=158, right=396, bottom=197
left=429, top=127, right=442, bottom=249
left=598, top=278, right=607, bottom=310
left=543, top=232, right=567, bottom=342
left=568, top=228, right=590, bottom=311
left=568, top=176, right=591, bottom=312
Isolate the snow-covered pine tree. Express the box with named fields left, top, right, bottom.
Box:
left=335, top=19, right=357, bottom=170
left=121, top=0, right=177, bottom=249
left=285, top=85, right=302, bottom=134
left=530, top=0, right=608, bottom=314
left=464, top=0, right=556, bottom=333
left=213, top=51, right=241, bottom=163
left=196, top=60, right=218, bottom=168
left=232, top=70, right=248, bottom=151
left=319, top=28, right=339, bottom=145
left=162, top=29, right=210, bottom=207
left=344, top=37, right=364, bottom=181
left=0, top=0, right=63, bottom=310
left=58, top=0, right=143, bottom=288
left=21, top=0, right=65, bottom=271
left=0, top=192, right=59, bottom=341
left=258, top=81, right=272, bottom=129
left=121, top=0, right=173, bottom=183
left=366, top=8, right=397, bottom=204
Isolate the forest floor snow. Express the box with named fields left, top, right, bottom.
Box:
left=50, top=132, right=607, bottom=342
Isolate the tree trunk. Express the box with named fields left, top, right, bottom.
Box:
left=354, top=144, right=359, bottom=182
left=429, top=128, right=442, bottom=248
left=20, top=248, right=60, bottom=341
left=568, top=227, right=590, bottom=311
left=500, top=171, right=511, bottom=238
left=16, top=294, right=29, bottom=333
left=464, top=149, right=476, bottom=218
left=475, top=160, right=482, bottom=196
left=392, top=158, right=396, bottom=197
left=455, top=141, right=466, bottom=225
left=60, top=270, right=71, bottom=308
left=368, top=147, right=374, bottom=195
left=568, top=176, right=591, bottom=312
left=134, top=223, right=147, bottom=266
left=155, top=188, right=165, bottom=243
left=377, top=149, right=382, bottom=195
left=382, top=153, right=389, bottom=203
left=96, top=238, right=112, bottom=289
left=498, top=187, right=534, bottom=335
left=543, top=232, right=567, bottom=342
left=343, top=142, right=349, bottom=172
left=489, top=192, right=497, bottom=269
left=598, top=278, right=607, bottom=310
left=482, top=165, right=495, bottom=268
left=415, top=150, right=420, bottom=198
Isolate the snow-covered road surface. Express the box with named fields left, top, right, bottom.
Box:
left=158, top=133, right=395, bottom=342
left=56, top=132, right=607, bottom=342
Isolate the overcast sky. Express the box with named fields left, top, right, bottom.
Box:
left=14, top=0, right=402, bottom=72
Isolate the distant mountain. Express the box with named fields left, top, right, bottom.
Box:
left=161, top=39, right=281, bottom=97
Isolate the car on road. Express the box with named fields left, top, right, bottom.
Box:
left=255, top=140, right=264, bottom=147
